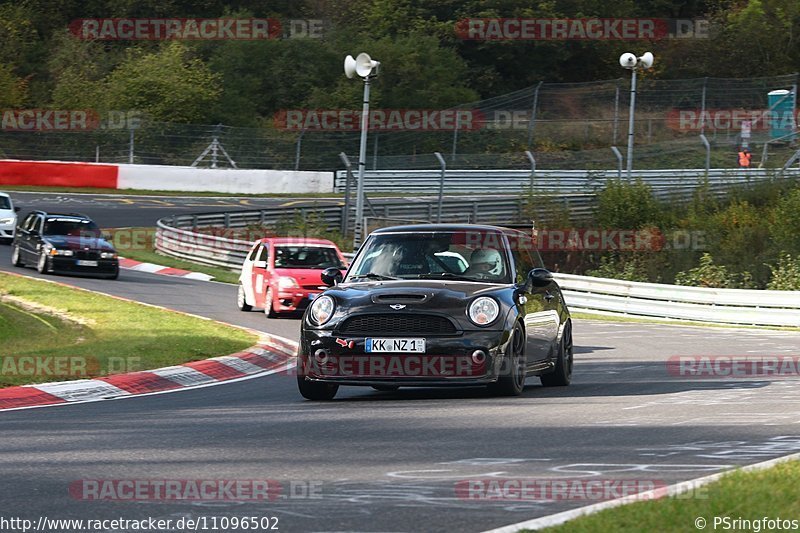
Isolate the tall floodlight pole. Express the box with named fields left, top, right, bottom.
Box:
left=344, top=53, right=380, bottom=250
left=619, top=52, right=654, bottom=179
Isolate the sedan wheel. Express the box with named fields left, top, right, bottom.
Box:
left=541, top=321, right=573, bottom=387
left=36, top=250, right=49, bottom=274
left=11, top=245, right=24, bottom=267
left=237, top=284, right=252, bottom=311
left=488, top=323, right=526, bottom=396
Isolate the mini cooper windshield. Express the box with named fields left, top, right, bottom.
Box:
left=346, top=231, right=513, bottom=284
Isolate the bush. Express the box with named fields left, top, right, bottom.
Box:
left=674, top=253, right=754, bottom=288
left=770, top=188, right=800, bottom=257
left=586, top=254, right=652, bottom=282
left=701, top=200, right=771, bottom=285
left=595, top=178, right=664, bottom=230
left=767, top=254, right=800, bottom=291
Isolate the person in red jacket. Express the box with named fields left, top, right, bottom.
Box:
left=738, top=147, right=752, bottom=168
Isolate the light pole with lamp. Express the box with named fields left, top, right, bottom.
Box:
left=344, top=53, right=380, bottom=250
left=619, top=51, right=654, bottom=179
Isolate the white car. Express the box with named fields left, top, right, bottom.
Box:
left=0, top=193, right=20, bottom=243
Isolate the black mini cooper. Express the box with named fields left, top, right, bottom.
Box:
left=297, top=224, right=572, bottom=400
left=11, top=211, right=119, bottom=279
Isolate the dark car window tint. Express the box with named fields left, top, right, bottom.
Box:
left=32, top=216, right=43, bottom=233
left=247, top=244, right=260, bottom=261
left=22, top=214, right=36, bottom=231
left=0, top=197, right=10, bottom=210
left=508, top=234, right=538, bottom=284
left=274, top=246, right=343, bottom=269
left=255, top=245, right=269, bottom=263
left=43, top=219, right=100, bottom=237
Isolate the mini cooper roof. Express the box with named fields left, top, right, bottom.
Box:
left=370, top=223, right=529, bottom=235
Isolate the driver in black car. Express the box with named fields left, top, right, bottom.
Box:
left=465, top=248, right=504, bottom=279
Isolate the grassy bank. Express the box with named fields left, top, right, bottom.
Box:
left=538, top=460, right=800, bottom=533
left=0, top=272, right=256, bottom=387
left=110, top=227, right=241, bottom=284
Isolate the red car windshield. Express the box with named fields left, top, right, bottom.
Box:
left=274, top=246, right=344, bottom=269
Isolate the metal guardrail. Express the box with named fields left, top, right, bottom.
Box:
left=334, top=168, right=800, bottom=194
left=554, top=273, right=800, bottom=327
left=155, top=203, right=800, bottom=326
left=155, top=195, right=599, bottom=268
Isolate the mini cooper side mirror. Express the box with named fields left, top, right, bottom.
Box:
left=321, top=267, right=343, bottom=287
left=527, top=268, right=554, bottom=288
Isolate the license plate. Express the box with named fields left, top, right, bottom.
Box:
left=365, top=338, right=426, bottom=353
left=76, top=260, right=98, bottom=267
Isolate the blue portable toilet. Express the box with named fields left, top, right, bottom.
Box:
left=767, top=89, right=796, bottom=142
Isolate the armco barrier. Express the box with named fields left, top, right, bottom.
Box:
left=334, top=168, right=800, bottom=194
left=554, top=273, right=800, bottom=327
left=156, top=211, right=800, bottom=327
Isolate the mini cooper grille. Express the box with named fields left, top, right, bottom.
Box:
left=339, top=314, right=457, bottom=335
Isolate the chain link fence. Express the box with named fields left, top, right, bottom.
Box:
left=0, top=74, right=796, bottom=171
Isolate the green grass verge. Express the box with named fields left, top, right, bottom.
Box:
left=537, top=460, right=800, bottom=533
left=0, top=272, right=256, bottom=387
left=111, top=227, right=241, bottom=284
left=570, top=311, right=800, bottom=331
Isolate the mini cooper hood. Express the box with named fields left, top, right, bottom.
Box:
left=44, top=235, right=116, bottom=252
left=332, top=280, right=507, bottom=308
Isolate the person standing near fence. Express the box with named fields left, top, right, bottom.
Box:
left=738, top=147, right=752, bottom=169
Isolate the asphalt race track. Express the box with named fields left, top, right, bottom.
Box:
left=7, top=191, right=493, bottom=228
left=3, top=194, right=800, bottom=532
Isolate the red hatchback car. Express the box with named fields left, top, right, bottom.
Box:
left=237, top=237, right=348, bottom=318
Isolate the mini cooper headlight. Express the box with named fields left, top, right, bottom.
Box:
left=468, top=296, right=499, bottom=326
left=309, top=295, right=335, bottom=325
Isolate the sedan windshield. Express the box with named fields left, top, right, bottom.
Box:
left=43, top=218, right=101, bottom=237
left=346, top=231, right=512, bottom=283
left=0, top=196, right=10, bottom=210
left=274, top=246, right=344, bottom=269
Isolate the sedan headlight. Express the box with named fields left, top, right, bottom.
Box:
left=309, top=295, right=335, bottom=325
left=48, top=248, right=73, bottom=256
left=100, top=252, right=118, bottom=259
left=468, top=296, right=500, bottom=326
left=278, top=276, right=299, bottom=289
left=0, top=217, right=14, bottom=225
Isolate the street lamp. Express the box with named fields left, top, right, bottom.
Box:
left=619, top=51, right=654, bottom=179
left=344, top=52, right=380, bottom=249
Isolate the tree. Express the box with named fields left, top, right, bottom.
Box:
left=104, top=42, right=221, bottom=123
left=0, top=63, right=27, bottom=108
